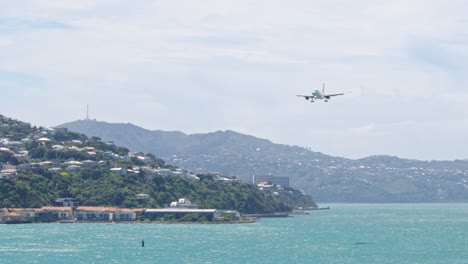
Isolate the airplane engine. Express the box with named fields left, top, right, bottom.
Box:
left=305, top=97, right=309, bottom=100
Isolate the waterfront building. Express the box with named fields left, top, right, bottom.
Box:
left=144, top=208, right=220, bottom=221
left=74, top=206, right=140, bottom=221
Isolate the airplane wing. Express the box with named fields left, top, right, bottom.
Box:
left=325, top=93, right=345, bottom=97
left=296, top=95, right=315, bottom=99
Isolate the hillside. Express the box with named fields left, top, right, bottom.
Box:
left=0, top=115, right=316, bottom=212
left=58, top=119, right=468, bottom=203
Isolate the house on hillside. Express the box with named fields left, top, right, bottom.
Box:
left=71, top=140, right=83, bottom=145
left=0, top=147, right=13, bottom=154
left=48, top=167, right=62, bottom=172
left=66, top=165, right=81, bottom=172
left=64, top=161, right=83, bottom=166
left=110, top=167, right=127, bottom=175
left=155, top=168, right=173, bottom=177
left=55, top=198, right=79, bottom=208
left=52, top=144, right=65, bottom=150
left=81, top=160, right=95, bottom=167
left=37, top=138, right=51, bottom=144
left=170, top=198, right=198, bottom=209
left=253, top=175, right=290, bottom=188
left=14, top=153, right=28, bottom=161
left=113, top=208, right=142, bottom=221
left=186, top=173, right=200, bottom=181
left=7, top=141, right=23, bottom=147
left=45, top=128, right=56, bottom=135
left=0, top=168, right=17, bottom=179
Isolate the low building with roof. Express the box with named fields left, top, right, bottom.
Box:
left=143, top=197, right=240, bottom=221
left=0, top=211, right=24, bottom=224
left=37, top=138, right=51, bottom=143
left=113, top=208, right=143, bottom=221
left=155, top=168, right=173, bottom=177
left=110, top=167, right=127, bottom=175
left=75, top=206, right=115, bottom=221
left=4, top=208, right=36, bottom=223
left=66, top=165, right=81, bottom=172
left=253, top=175, right=290, bottom=188
left=0, top=169, right=17, bottom=179
left=35, top=206, right=73, bottom=220
left=74, top=206, right=141, bottom=221
left=81, top=160, right=95, bottom=167
left=144, top=208, right=220, bottom=221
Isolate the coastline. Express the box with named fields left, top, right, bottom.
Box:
left=3, top=217, right=259, bottom=225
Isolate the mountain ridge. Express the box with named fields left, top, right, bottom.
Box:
left=58, top=119, right=468, bottom=203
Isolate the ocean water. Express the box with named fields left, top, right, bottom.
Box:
left=0, top=204, right=467, bottom=263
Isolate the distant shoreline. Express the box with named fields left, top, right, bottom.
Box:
left=43, top=217, right=258, bottom=225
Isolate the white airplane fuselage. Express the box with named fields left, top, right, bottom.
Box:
left=296, top=83, right=345, bottom=103
left=304, top=90, right=331, bottom=102
left=312, top=90, right=325, bottom=99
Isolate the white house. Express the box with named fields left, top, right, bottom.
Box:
left=66, top=165, right=81, bottom=172
left=169, top=198, right=198, bottom=209
left=156, top=168, right=173, bottom=177
left=37, top=138, right=51, bottom=143
left=110, top=167, right=127, bottom=175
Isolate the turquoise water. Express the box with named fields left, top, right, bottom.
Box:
left=1, top=204, right=467, bottom=263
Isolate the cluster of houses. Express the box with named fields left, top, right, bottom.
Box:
left=1, top=116, right=247, bottom=185
left=0, top=205, right=143, bottom=224
left=0, top=198, right=240, bottom=224
left=0, top=125, right=202, bottom=181
left=252, top=175, right=291, bottom=196
left=1, top=117, right=244, bottom=224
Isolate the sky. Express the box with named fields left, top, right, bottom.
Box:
left=2, top=0, right=468, bottom=161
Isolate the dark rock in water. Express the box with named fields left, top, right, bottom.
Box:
left=353, top=242, right=375, bottom=245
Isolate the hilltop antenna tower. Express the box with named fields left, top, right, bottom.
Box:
left=86, top=104, right=90, bottom=120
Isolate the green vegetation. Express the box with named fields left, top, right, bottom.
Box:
left=0, top=171, right=294, bottom=213
left=144, top=213, right=211, bottom=223
left=0, top=115, right=315, bottom=213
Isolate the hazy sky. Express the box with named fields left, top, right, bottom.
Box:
left=2, top=0, right=468, bottom=161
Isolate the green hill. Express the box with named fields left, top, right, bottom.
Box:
left=0, top=115, right=315, bottom=212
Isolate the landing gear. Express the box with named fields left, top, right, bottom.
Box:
left=324, top=99, right=328, bottom=102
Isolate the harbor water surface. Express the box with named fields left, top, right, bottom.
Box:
left=1, top=203, right=467, bottom=263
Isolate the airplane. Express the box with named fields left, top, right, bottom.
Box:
left=297, top=83, right=345, bottom=103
